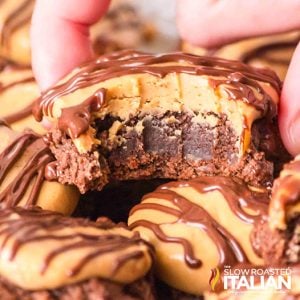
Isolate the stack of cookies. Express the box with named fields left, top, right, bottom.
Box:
left=0, top=1, right=299, bottom=300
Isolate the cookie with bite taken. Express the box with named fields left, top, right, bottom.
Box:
left=34, top=50, right=289, bottom=193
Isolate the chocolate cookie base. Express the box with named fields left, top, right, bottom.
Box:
left=251, top=214, right=300, bottom=265
left=47, top=112, right=287, bottom=193
left=0, top=276, right=155, bottom=300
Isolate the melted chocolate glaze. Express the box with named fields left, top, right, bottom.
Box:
left=0, top=206, right=153, bottom=277
left=0, top=130, right=53, bottom=207
left=33, top=50, right=281, bottom=139
left=58, top=88, right=106, bottom=139
left=129, top=176, right=268, bottom=269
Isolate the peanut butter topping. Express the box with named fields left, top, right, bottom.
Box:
left=0, top=206, right=153, bottom=290
left=128, top=176, right=268, bottom=295
left=33, top=50, right=280, bottom=154
left=0, top=124, right=79, bottom=215
left=269, top=155, right=300, bottom=231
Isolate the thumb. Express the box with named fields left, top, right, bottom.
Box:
left=31, top=0, right=110, bottom=91
left=279, top=43, right=300, bottom=156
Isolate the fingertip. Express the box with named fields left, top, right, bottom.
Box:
left=176, top=0, right=220, bottom=48
left=279, top=43, right=300, bottom=156
left=31, top=0, right=110, bottom=90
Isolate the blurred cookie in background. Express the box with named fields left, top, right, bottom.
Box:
left=182, top=31, right=300, bottom=80
left=92, top=0, right=156, bottom=55
left=0, top=62, right=44, bottom=133
left=0, top=0, right=34, bottom=66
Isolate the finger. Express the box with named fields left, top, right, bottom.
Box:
left=279, top=43, right=300, bottom=156
left=177, top=0, right=300, bottom=48
left=31, top=0, right=110, bottom=90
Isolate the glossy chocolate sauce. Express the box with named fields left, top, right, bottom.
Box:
left=129, top=176, right=268, bottom=269
left=33, top=50, right=281, bottom=139
left=58, top=88, right=106, bottom=139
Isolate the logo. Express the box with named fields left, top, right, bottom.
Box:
left=209, top=267, right=220, bottom=291
left=209, top=266, right=292, bottom=293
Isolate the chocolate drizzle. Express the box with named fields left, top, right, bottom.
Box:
left=129, top=176, right=268, bottom=269
left=58, top=88, right=106, bottom=139
left=0, top=206, right=152, bottom=278
left=0, top=131, right=53, bottom=207
left=34, top=50, right=281, bottom=137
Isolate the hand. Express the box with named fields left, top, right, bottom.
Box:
left=177, top=0, right=300, bottom=155
left=31, top=0, right=110, bottom=90
left=31, top=0, right=300, bottom=155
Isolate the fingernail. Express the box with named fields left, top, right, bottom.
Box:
left=288, top=118, right=300, bottom=155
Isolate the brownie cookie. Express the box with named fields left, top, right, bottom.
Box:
left=34, top=50, right=288, bottom=193
left=128, top=176, right=269, bottom=296
left=0, top=122, right=79, bottom=214
left=182, top=31, right=300, bottom=80
left=0, top=206, right=155, bottom=299
left=0, top=63, right=45, bottom=133
left=252, top=156, right=300, bottom=266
